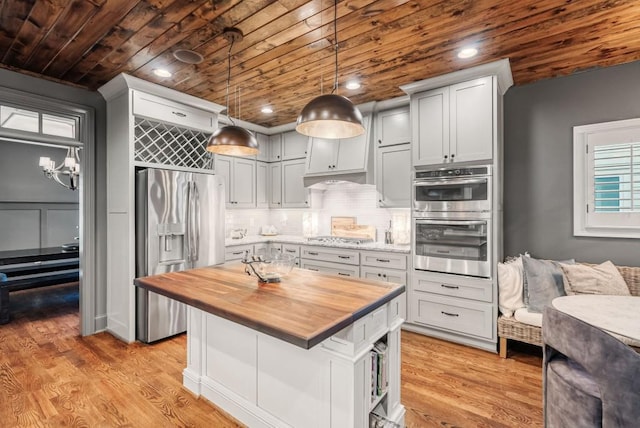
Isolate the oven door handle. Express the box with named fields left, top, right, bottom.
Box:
left=415, top=219, right=487, bottom=226
left=414, top=178, right=487, bottom=186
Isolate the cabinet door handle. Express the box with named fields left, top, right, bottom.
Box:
left=378, top=139, right=382, bottom=144
left=286, top=249, right=296, bottom=253
left=338, top=255, right=350, bottom=259
left=441, top=284, right=459, bottom=289
left=441, top=311, right=459, bottom=317
left=338, top=272, right=350, bottom=276
left=376, top=258, right=390, bottom=263
left=451, top=154, right=455, bottom=159
left=172, top=111, right=187, bottom=117
left=308, top=251, right=319, bottom=256
left=444, top=155, right=448, bottom=159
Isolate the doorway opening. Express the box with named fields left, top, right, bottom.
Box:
left=0, top=89, right=96, bottom=336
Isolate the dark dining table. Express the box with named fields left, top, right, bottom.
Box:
left=0, top=247, right=79, bottom=324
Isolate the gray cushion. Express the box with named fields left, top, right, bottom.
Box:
left=523, top=257, right=574, bottom=313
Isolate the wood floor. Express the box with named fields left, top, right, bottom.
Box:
left=0, top=284, right=543, bottom=427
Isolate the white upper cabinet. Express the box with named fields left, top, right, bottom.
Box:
left=268, top=162, right=282, bottom=208
left=376, top=143, right=411, bottom=207
left=305, top=115, right=371, bottom=175
left=215, top=155, right=256, bottom=208
left=281, top=131, right=308, bottom=160
left=412, top=86, right=449, bottom=165
left=412, top=76, right=493, bottom=166
left=306, top=137, right=337, bottom=174
left=256, top=161, right=269, bottom=208
left=282, top=159, right=309, bottom=208
left=376, top=106, right=410, bottom=147
left=132, top=90, right=215, bottom=131
left=256, top=133, right=269, bottom=162
left=268, top=134, right=282, bottom=162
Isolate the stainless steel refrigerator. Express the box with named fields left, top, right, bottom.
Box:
left=135, top=168, right=225, bottom=343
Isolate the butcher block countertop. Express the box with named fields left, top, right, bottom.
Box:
left=134, top=263, right=405, bottom=349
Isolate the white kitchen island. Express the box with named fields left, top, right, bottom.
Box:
left=135, top=263, right=406, bottom=428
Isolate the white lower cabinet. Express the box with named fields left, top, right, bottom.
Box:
left=225, top=244, right=254, bottom=262
left=361, top=265, right=406, bottom=285
left=300, top=259, right=360, bottom=278
left=410, top=291, right=493, bottom=339
left=300, top=245, right=359, bottom=265
left=407, top=270, right=496, bottom=352
left=281, top=244, right=300, bottom=267
left=300, top=246, right=360, bottom=277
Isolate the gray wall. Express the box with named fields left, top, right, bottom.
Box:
left=504, top=60, right=640, bottom=266
left=0, top=68, right=107, bottom=330
left=0, top=141, right=80, bottom=202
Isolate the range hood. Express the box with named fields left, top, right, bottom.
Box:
left=303, top=112, right=374, bottom=188
left=303, top=171, right=372, bottom=189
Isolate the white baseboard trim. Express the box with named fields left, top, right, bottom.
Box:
left=197, top=375, right=292, bottom=428
left=94, top=314, right=107, bottom=332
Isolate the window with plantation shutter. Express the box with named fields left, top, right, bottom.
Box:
left=574, top=119, right=640, bottom=238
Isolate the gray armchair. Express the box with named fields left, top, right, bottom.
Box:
left=542, top=306, right=640, bottom=427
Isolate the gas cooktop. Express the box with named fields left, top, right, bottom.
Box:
left=306, top=236, right=375, bottom=245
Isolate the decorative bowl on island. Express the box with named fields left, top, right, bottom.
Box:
left=242, top=251, right=295, bottom=283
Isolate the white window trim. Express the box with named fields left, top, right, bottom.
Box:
left=573, top=118, right=640, bottom=238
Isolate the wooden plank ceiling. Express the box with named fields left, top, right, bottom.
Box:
left=1, top=0, right=639, bottom=127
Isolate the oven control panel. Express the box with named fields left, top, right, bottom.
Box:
left=415, top=166, right=489, bottom=179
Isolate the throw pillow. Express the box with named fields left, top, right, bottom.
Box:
left=523, top=257, right=574, bottom=313
left=560, top=261, right=631, bottom=296
left=498, top=255, right=527, bottom=317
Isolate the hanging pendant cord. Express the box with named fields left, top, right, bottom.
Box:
left=332, top=0, right=338, bottom=94
left=226, top=36, right=236, bottom=125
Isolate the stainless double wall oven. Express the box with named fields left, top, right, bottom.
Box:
left=413, top=165, right=492, bottom=278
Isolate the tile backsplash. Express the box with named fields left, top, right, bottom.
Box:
left=225, top=183, right=410, bottom=244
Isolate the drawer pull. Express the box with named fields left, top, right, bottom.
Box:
left=338, top=255, right=351, bottom=259
left=338, top=272, right=350, bottom=276
left=308, top=268, right=319, bottom=271
left=308, top=251, right=319, bottom=256
left=440, top=284, right=459, bottom=289
left=285, top=249, right=296, bottom=253
left=436, top=250, right=451, bottom=254
left=441, top=311, right=459, bottom=317
left=172, top=111, right=187, bottom=117
left=231, top=251, right=243, bottom=255
left=376, top=258, right=390, bottom=263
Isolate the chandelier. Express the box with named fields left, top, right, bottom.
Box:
left=38, top=146, right=80, bottom=190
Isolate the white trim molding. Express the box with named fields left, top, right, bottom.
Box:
left=573, top=118, right=640, bottom=239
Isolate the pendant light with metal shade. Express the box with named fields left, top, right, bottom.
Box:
left=206, top=27, right=258, bottom=156
left=296, top=0, right=364, bottom=139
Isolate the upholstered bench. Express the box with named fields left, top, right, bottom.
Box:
left=498, top=263, right=640, bottom=358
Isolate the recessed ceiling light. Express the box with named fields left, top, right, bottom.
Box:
left=153, top=68, right=172, bottom=77
left=261, top=106, right=273, bottom=114
left=457, top=47, right=478, bottom=59
left=345, top=81, right=361, bottom=90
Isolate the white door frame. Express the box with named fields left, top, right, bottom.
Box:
left=0, top=86, right=96, bottom=336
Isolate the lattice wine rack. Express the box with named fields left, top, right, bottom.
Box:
left=134, top=117, right=213, bottom=170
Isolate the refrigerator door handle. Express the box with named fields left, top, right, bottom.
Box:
left=189, top=181, right=201, bottom=264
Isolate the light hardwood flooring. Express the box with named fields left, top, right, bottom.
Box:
left=0, top=284, right=543, bottom=427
